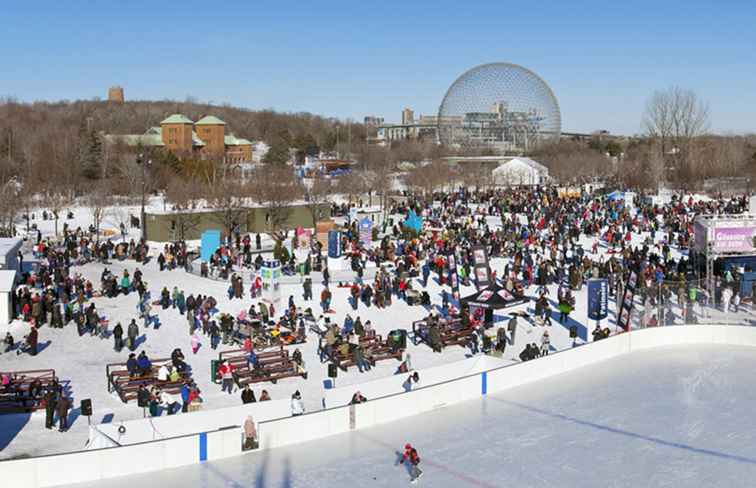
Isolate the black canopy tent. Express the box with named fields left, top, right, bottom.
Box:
left=460, top=282, right=528, bottom=324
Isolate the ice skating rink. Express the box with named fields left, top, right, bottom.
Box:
left=69, top=344, right=756, bottom=488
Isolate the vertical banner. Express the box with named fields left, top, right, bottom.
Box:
left=200, top=230, right=221, bottom=262
left=327, top=230, right=341, bottom=258
left=471, top=245, right=491, bottom=290
left=618, top=271, right=637, bottom=331
left=587, top=278, right=609, bottom=321
left=358, top=217, right=373, bottom=247
left=447, top=252, right=460, bottom=299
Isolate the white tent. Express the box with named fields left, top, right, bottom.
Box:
left=0, top=270, right=16, bottom=325
left=492, top=157, right=549, bottom=186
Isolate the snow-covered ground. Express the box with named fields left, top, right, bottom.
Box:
left=64, top=344, right=756, bottom=488
left=2, top=201, right=754, bottom=461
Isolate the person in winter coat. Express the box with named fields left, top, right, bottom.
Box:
left=400, top=443, right=423, bottom=482
left=540, top=331, right=551, bottom=356
left=127, top=319, right=139, bottom=351
left=290, top=390, right=305, bottom=416
left=44, top=388, right=57, bottom=429
left=241, top=384, right=256, bottom=404
left=303, top=278, right=313, bottom=301
left=126, top=353, right=139, bottom=377
left=243, top=415, right=258, bottom=450
left=507, top=316, right=517, bottom=346
left=137, top=351, right=152, bottom=376
left=26, top=327, right=38, bottom=356
left=113, top=322, right=124, bottom=352
left=180, top=382, right=191, bottom=413
left=57, top=395, right=70, bottom=432
left=191, top=332, right=201, bottom=354
left=218, top=360, right=235, bottom=394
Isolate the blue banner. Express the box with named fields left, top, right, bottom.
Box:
left=200, top=230, right=221, bottom=262
left=587, top=278, right=608, bottom=321
left=327, top=230, right=341, bottom=258
left=358, top=217, right=372, bottom=246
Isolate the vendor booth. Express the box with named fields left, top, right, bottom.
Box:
left=460, top=282, right=528, bottom=325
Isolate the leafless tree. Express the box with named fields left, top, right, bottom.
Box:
left=251, top=166, right=302, bottom=241
left=643, top=86, right=710, bottom=185
left=302, top=173, right=332, bottom=228
left=165, top=176, right=204, bottom=240
left=86, top=182, right=114, bottom=240
left=207, top=177, right=249, bottom=237
left=41, top=182, right=72, bottom=236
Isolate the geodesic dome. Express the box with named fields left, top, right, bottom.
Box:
left=437, top=63, right=561, bottom=152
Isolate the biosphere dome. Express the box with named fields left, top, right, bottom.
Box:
left=437, top=63, right=561, bottom=152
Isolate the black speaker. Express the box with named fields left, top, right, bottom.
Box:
left=569, top=326, right=577, bottom=339
left=328, top=363, right=338, bottom=378
left=81, top=398, right=92, bottom=416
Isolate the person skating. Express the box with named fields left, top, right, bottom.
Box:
left=400, top=443, right=423, bottom=483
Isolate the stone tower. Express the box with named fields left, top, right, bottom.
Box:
left=108, top=86, right=124, bottom=104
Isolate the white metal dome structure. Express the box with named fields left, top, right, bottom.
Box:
left=437, top=62, right=561, bottom=152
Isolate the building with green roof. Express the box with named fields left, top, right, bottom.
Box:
left=103, top=114, right=252, bottom=163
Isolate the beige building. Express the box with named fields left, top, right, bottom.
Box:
left=104, top=114, right=253, bottom=163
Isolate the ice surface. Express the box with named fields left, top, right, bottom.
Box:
left=65, top=344, right=756, bottom=488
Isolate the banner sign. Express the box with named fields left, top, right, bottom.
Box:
left=327, top=230, right=341, bottom=258
left=618, top=271, right=637, bottom=331
left=358, top=217, right=373, bottom=247
left=587, top=278, right=608, bottom=321
left=471, top=245, right=491, bottom=290
left=447, top=252, right=460, bottom=298
left=712, top=227, right=756, bottom=253
left=200, top=230, right=221, bottom=262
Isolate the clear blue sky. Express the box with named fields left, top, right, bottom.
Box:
left=2, top=1, right=754, bottom=135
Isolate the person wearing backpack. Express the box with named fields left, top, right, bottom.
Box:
left=400, top=443, right=423, bottom=483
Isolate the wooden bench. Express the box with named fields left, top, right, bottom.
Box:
left=331, top=334, right=404, bottom=371
left=0, top=369, right=58, bottom=413
left=106, top=359, right=191, bottom=403
left=217, top=346, right=307, bottom=386
left=412, top=319, right=474, bottom=350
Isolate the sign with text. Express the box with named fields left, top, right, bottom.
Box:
left=587, top=278, right=608, bottom=321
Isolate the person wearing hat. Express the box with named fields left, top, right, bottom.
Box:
left=540, top=330, right=551, bottom=357
left=400, top=442, right=423, bottom=483
left=290, top=390, right=305, bottom=416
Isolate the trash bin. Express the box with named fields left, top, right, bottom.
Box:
left=210, top=359, right=220, bottom=384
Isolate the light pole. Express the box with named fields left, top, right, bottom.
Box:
left=136, top=154, right=151, bottom=241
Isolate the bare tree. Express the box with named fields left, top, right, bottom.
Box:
left=41, top=182, right=72, bottom=236
left=643, top=86, right=710, bottom=186
left=86, top=183, right=114, bottom=240
left=165, top=176, right=204, bottom=240
left=302, top=173, right=332, bottom=228
left=251, top=166, right=302, bottom=241
left=207, top=177, right=249, bottom=237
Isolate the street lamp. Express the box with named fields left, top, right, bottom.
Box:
left=136, top=154, right=151, bottom=241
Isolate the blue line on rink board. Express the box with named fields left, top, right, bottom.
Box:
left=199, top=432, right=208, bottom=462
left=482, top=371, right=487, bottom=396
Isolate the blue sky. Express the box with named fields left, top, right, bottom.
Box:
left=1, top=1, right=754, bottom=135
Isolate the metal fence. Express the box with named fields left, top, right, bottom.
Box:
left=623, top=277, right=754, bottom=330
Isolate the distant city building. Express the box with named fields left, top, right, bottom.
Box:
left=108, top=86, right=124, bottom=104
left=103, top=114, right=253, bottom=163
left=363, top=116, right=384, bottom=127
left=373, top=109, right=443, bottom=145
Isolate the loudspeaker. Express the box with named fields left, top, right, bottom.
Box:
left=328, top=363, right=338, bottom=378
left=569, top=326, right=577, bottom=339
left=80, top=398, right=93, bottom=416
